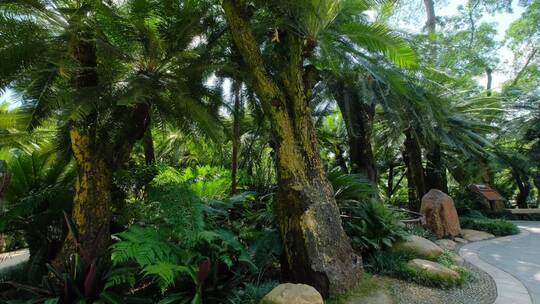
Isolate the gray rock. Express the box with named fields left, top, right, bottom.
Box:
left=454, top=237, right=468, bottom=244
left=392, top=235, right=444, bottom=259
left=259, top=283, right=323, bottom=304
left=451, top=254, right=465, bottom=266
left=461, top=229, right=495, bottom=242
left=407, top=259, right=461, bottom=282
left=435, top=239, right=458, bottom=251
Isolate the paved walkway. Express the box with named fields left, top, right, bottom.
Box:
left=460, top=221, right=540, bottom=304
left=0, top=249, right=29, bottom=271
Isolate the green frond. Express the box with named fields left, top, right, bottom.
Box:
left=339, top=21, right=418, bottom=68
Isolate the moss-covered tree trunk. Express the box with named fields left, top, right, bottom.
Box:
left=58, top=32, right=114, bottom=263
left=222, top=0, right=362, bottom=297
left=69, top=127, right=112, bottom=262
left=60, top=31, right=151, bottom=263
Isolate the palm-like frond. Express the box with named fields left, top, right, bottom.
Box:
left=336, top=22, right=417, bottom=68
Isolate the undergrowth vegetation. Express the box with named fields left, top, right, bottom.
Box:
left=460, top=217, right=520, bottom=236
left=0, top=0, right=538, bottom=302
left=365, top=250, right=468, bottom=288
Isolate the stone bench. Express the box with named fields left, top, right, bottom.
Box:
left=504, top=208, right=540, bottom=219
left=504, top=208, right=540, bottom=214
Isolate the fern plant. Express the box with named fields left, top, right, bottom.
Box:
left=328, top=168, right=407, bottom=255
left=108, top=167, right=265, bottom=303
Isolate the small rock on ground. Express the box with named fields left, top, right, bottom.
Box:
left=436, top=239, right=457, bottom=251
left=460, top=229, right=495, bottom=242
left=407, top=259, right=461, bottom=282
left=259, top=283, right=323, bottom=304
left=454, top=237, right=468, bottom=244
left=392, top=235, right=444, bottom=259
left=451, top=254, right=465, bottom=266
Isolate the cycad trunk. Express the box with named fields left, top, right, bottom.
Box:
left=403, top=130, right=426, bottom=211
left=143, top=127, right=155, bottom=166
left=222, top=0, right=362, bottom=297
left=272, top=96, right=362, bottom=296
left=425, top=144, right=448, bottom=193
left=69, top=127, right=112, bottom=262
left=61, top=32, right=114, bottom=263
left=336, top=94, right=377, bottom=184
left=513, top=170, right=530, bottom=208
left=60, top=32, right=151, bottom=264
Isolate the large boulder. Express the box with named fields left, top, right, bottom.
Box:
left=461, top=229, right=495, bottom=242
left=391, top=235, right=444, bottom=259
left=259, top=283, right=323, bottom=304
left=407, top=259, right=461, bottom=282
left=420, top=189, right=461, bottom=238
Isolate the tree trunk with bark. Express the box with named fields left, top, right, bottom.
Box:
left=387, top=164, right=394, bottom=198
left=335, top=144, right=349, bottom=174
left=403, top=130, right=426, bottom=211
left=61, top=32, right=114, bottom=263
left=143, top=127, right=155, bottom=166
left=423, top=0, right=436, bottom=33
left=486, top=67, right=493, bottom=96
left=336, top=93, right=377, bottom=184
left=69, top=127, right=113, bottom=263
left=534, top=175, right=540, bottom=205
left=425, top=144, right=448, bottom=193
left=231, top=79, right=242, bottom=194
left=222, top=0, right=362, bottom=297
left=59, top=31, right=152, bottom=264
left=513, top=170, right=530, bottom=208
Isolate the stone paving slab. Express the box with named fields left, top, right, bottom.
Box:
left=460, top=221, right=540, bottom=304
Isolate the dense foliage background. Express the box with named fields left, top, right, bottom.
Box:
left=0, top=0, right=538, bottom=303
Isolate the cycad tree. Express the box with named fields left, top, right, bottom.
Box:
left=221, top=0, right=370, bottom=296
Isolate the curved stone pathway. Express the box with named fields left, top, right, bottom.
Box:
left=460, top=221, right=540, bottom=304
left=0, top=249, right=29, bottom=271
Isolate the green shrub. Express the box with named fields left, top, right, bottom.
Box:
left=110, top=171, right=281, bottom=303
left=328, top=169, right=407, bottom=254
left=460, top=217, right=519, bottom=236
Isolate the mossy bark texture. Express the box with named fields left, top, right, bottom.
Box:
left=69, top=127, right=113, bottom=262
left=60, top=31, right=151, bottom=264
left=222, top=0, right=362, bottom=297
